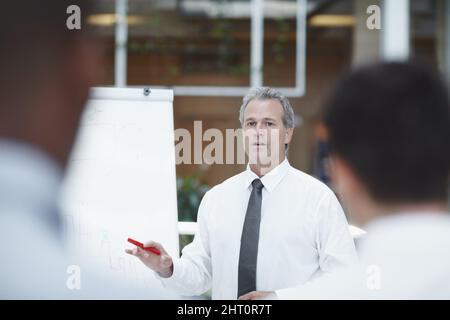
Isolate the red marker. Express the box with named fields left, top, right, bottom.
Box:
left=127, top=238, right=161, bottom=256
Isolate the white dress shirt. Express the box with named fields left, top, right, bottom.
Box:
left=159, top=159, right=358, bottom=299
left=277, top=212, right=450, bottom=299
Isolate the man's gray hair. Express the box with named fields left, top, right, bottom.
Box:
left=239, top=87, right=295, bottom=128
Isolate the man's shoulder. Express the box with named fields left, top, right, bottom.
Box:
left=206, top=170, right=247, bottom=194
left=286, top=165, right=334, bottom=195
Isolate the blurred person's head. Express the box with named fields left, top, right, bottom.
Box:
left=239, top=87, right=295, bottom=174
left=0, top=0, right=103, bottom=169
left=323, top=62, right=450, bottom=226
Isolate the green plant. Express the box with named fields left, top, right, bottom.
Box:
left=177, top=175, right=210, bottom=222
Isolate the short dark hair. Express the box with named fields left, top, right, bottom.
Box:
left=323, top=62, right=450, bottom=204
left=0, top=0, right=94, bottom=98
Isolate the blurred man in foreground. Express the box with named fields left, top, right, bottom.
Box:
left=0, top=0, right=168, bottom=299
left=276, top=62, right=450, bottom=299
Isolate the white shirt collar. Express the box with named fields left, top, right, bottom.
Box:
left=358, top=211, right=450, bottom=257
left=244, top=158, right=291, bottom=193
left=362, top=211, right=450, bottom=233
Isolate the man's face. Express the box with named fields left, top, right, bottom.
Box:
left=242, top=99, right=293, bottom=167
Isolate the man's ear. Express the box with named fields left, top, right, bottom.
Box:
left=330, top=155, right=363, bottom=199
left=330, top=155, right=380, bottom=226
left=284, top=127, right=294, bottom=145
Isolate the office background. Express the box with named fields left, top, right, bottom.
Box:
left=82, top=0, right=450, bottom=248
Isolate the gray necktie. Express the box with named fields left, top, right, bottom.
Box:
left=238, top=178, right=264, bottom=298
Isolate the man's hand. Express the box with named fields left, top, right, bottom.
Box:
left=238, top=291, right=277, bottom=300
left=125, top=241, right=173, bottom=278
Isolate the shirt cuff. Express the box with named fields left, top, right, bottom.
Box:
left=154, top=258, right=184, bottom=289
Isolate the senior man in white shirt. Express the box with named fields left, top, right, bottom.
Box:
left=127, top=87, right=358, bottom=299
left=277, top=62, right=450, bottom=299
